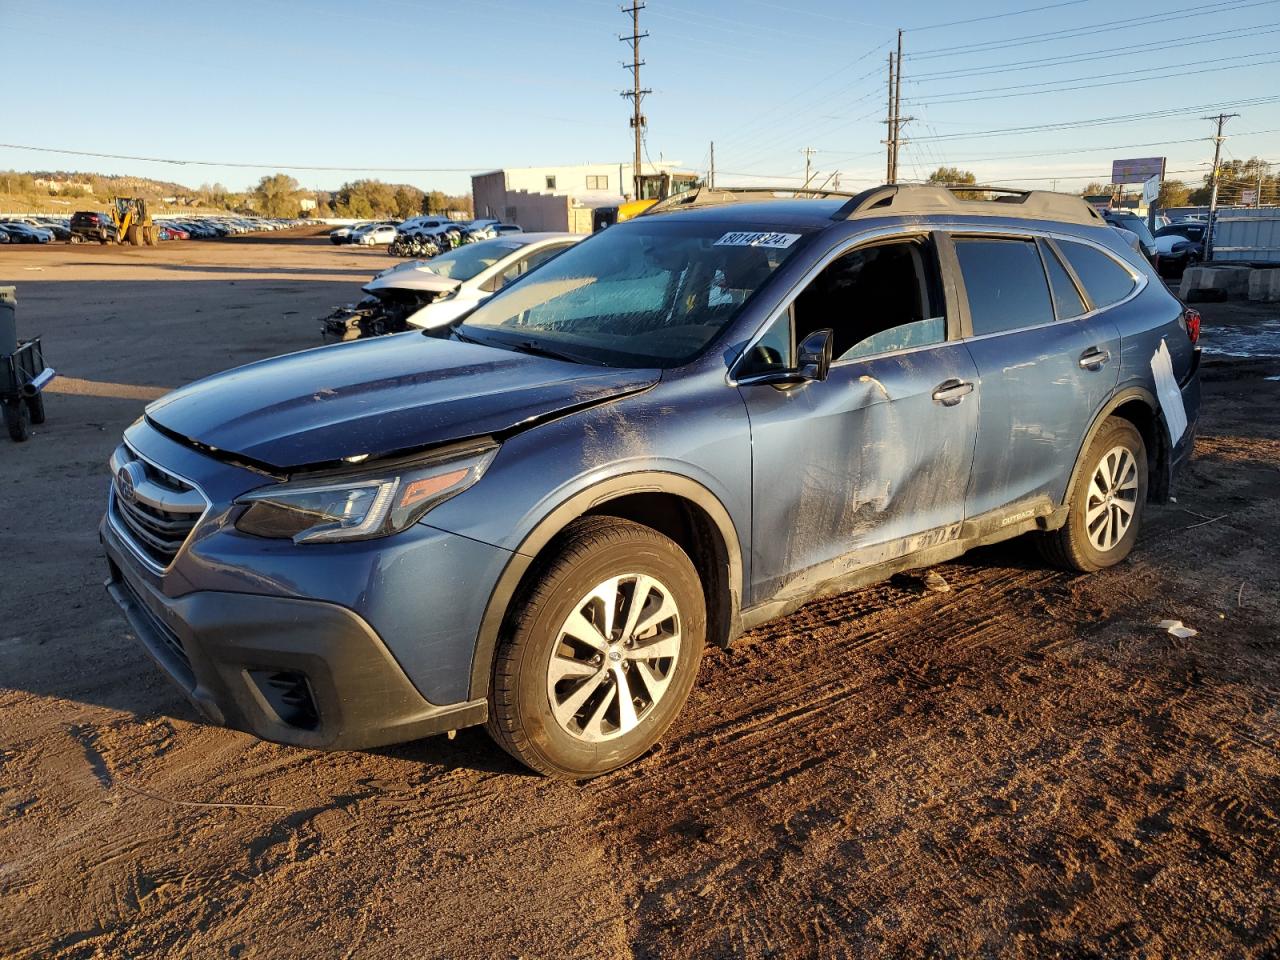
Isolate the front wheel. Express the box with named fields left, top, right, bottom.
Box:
left=4, top=400, right=31, bottom=442
left=1039, top=417, right=1147, bottom=572
left=486, top=517, right=706, bottom=778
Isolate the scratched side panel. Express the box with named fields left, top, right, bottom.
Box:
left=425, top=366, right=754, bottom=571
left=740, top=342, right=979, bottom=605
left=964, top=315, right=1121, bottom=519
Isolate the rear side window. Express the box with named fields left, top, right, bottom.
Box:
left=1057, top=240, right=1136, bottom=308
left=954, top=238, right=1054, bottom=335
left=1038, top=239, right=1086, bottom=320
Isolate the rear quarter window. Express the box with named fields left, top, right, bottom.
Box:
left=1057, top=240, right=1136, bottom=309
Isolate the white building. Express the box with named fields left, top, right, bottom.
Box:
left=472, top=160, right=688, bottom=232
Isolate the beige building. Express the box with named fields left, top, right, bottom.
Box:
left=472, top=160, right=686, bottom=233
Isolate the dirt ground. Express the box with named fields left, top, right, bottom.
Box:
left=1, top=235, right=1278, bottom=959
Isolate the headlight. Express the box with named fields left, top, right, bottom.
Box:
left=234, top=442, right=497, bottom=543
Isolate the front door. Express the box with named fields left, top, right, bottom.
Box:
left=737, top=233, right=979, bottom=605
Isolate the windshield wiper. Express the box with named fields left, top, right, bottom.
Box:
left=507, top=339, right=587, bottom=364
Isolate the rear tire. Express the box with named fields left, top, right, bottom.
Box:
left=1039, top=417, right=1147, bottom=572
left=26, top=392, right=46, bottom=425
left=486, top=517, right=706, bottom=778
left=4, top=400, right=31, bottom=442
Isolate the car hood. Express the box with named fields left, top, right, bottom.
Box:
left=145, top=334, right=658, bottom=472
left=364, top=265, right=461, bottom=295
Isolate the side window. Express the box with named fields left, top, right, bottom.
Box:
left=739, top=237, right=945, bottom=377
left=794, top=238, right=946, bottom=361
left=545, top=175, right=557, bottom=190
left=1057, top=240, right=1136, bottom=308
left=954, top=237, right=1054, bottom=335
left=1038, top=239, right=1087, bottom=320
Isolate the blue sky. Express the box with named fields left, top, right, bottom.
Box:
left=3, top=0, right=1278, bottom=198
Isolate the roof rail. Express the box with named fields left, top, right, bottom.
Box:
left=639, top=184, right=864, bottom=218
left=831, top=184, right=1105, bottom=226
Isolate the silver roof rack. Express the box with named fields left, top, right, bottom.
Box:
left=638, top=182, right=1105, bottom=227
left=831, top=184, right=1106, bottom=226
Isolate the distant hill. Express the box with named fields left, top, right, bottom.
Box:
left=27, top=170, right=197, bottom=198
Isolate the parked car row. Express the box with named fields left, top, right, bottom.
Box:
left=1, top=212, right=307, bottom=246
left=150, top=216, right=304, bottom=241
left=329, top=217, right=523, bottom=252
left=0, top=217, right=64, bottom=243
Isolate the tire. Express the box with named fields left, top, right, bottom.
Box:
left=486, top=516, right=706, bottom=778
left=26, top=392, right=45, bottom=425
left=4, top=400, right=31, bottom=442
left=126, top=225, right=141, bottom=246
left=1039, top=417, right=1148, bottom=572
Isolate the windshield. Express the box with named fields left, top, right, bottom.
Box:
left=423, top=240, right=522, bottom=280
left=458, top=219, right=812, bottom=368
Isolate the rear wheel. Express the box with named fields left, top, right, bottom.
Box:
left=486, top=517, right=706, bottom=778
left=25, top=392, right=45, bottom=425
left=1040, top=417, right=1147, bottom=572
left=3, top=400, right=31, bottom=442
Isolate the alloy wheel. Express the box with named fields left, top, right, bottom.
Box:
left=546, top=574, right=682, bottom=742
left=1085, top=445, right=1139, bottom=552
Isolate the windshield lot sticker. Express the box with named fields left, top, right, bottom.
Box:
left=715, top=231, right=801, bottom=249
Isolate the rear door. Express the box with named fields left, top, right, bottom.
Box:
left=948, top=233, right=1121, bottom=520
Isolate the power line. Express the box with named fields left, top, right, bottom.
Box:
left=904, top=96, right=1280, bottom=143
left=922, top=128, right=1280, bottom=166
left=909, top=23, right=1280, bottom=82
left=912, top=53, right=1280, bottom=105
left=907, top=0, right=1278, bottom=59
left=907, top=0, right=1094, bottom=31
left=0, top=143, right=489, bottom=173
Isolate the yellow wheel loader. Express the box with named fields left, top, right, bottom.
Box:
left=110, top=198, right=161, bottom=246
left=592, top=172, right=700, bottom=231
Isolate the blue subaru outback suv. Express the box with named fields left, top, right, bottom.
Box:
left=102, top=185, right=1201, bottom=777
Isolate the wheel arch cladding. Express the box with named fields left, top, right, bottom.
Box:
left=1067, top=388, right=1170, bottom=508
left=467, top=474, right=744, bottom=701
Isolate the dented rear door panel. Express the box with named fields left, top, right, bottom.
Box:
left=962, top=313, right=1121, bottom=518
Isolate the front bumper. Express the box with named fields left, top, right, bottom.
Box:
left=102, top=520, right=487, bottom=750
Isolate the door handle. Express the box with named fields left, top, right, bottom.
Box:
left=932, top=379, right=974, bottom=406
left=1078, top=347, right=1111, bottom=370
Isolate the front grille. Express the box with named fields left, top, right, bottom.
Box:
left=109, top=442, right=207, bottom=570
left=118, top=573, right=194, bottom=687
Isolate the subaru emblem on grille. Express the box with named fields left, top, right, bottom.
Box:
left=116, top=462, right=145, bottom=505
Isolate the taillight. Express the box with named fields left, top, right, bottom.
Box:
left=1184, top=307, right=1201, bottom=345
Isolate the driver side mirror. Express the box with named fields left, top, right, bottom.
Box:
left=796, top=328, right=833, bottom=382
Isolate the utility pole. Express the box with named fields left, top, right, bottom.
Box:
left=801, top=146, right=817, bottom=190
left=620, top=3, right=650, bottom=200
left=892, top=28, right=904, bottom=182
left=884, top=52, right=895, bottom=183
left=1203, top=112, right=1238, bottom=262
left=709, top=140, right=715, bottom=189
left=1256, top=163, right=1265, bottom=208
left=882, top=30, right=913, bottom=184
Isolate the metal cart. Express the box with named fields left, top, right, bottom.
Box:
left=1, top=286, right=55, bottom=442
